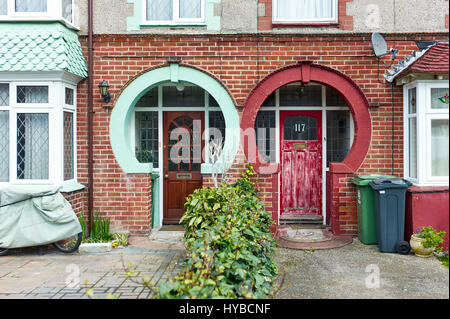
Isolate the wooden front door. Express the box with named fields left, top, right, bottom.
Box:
left=163, top=112, right=204, bottom=224
left=280, top=111, right=322, bottom=222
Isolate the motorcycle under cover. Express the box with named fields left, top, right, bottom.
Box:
left=0, top=186, right=82, bottom=249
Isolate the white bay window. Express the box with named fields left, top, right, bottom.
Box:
left=273, top=0, right=337, bottom=23
left=0, top=0, right=74, bottom=25
left=0, top=80, right=77, bottom=186
left=143, top=0, right=205, bottom=25
left=404, top=81, right=449, bottom=185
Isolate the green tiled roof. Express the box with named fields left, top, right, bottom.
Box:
left=0, top=22, right=87, bottom=78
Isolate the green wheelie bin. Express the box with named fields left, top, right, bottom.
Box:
left=351, top=175, right=398, bottom=245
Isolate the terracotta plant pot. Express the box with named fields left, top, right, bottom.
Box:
left=410, top=234, right=435, bottom=258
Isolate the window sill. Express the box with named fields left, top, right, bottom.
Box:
left=140, top=23, right=206, bottom=29
left=272, top=22, right=340, bottom=28
left=60, top=182, right=86, bottom=193
left=407, top=185, right=449, bottom=193
left=0, top=17, right=79, bottom=30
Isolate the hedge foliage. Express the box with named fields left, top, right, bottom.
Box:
left=155, top=166, right=278, bottom=299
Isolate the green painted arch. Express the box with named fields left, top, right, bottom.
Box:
left=110, top=64, right=240, bottom=174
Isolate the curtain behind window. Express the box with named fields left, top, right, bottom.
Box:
left=15, top=0, right=47, bottom=12
left=277, top=0, right=333, bottom=20
left=431, top=119, right=449, bottom=177
left=0, top=0, right=7, bottom=15
left=61, top=0, right=72, bottom=22
left=179, top=0, right=201, bottom=19
left=147, top=0, right=172, bottom=21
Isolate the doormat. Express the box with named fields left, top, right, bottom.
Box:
left=159, top=225, right=185, bottom=231
left=275, top=225, right=353, bottom=250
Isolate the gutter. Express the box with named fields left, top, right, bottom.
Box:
left=87, top=0, right=94, bottom=236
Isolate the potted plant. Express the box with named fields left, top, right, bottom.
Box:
left=410, top=226, right=446, bottom=258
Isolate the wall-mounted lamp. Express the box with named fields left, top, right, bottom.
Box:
left=176, top=82, right=185, bottom=92
left=98, top=80, right=111, bottom=103
left=299, top=82, right=305, bottom=97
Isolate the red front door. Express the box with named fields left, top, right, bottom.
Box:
left=280, top=111, right=322, bottom=222
left=163, top=112, right=204, bottom=224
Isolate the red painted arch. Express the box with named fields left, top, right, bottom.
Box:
left=241, top=61, right=371, bottom=174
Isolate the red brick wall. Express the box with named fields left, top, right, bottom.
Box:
left=76, top=32, right=448, bottom=236
left=62, top=188, right=88, bottom=219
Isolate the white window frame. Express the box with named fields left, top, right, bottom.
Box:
left=0, top=79, right=78, bottom=186
left=142, top=0, right=206, bottom=26
left=62, top=84, right=77, bottom=185
left=272, top=0, right=338, bottom=24
left=403, top=80, right=449, bottom=186
left=0, top=0, right=76, bottom=29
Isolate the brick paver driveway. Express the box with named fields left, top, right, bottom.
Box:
left=0, top=245, right=184, bottom=299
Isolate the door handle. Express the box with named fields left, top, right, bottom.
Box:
left=164, top=174, right=169, bottom=179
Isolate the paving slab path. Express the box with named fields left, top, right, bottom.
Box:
left=0, top=245, right=184, bottom=299
left=0, top=235, right=448, bottom=299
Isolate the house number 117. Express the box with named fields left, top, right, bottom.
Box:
left=294, top=123, right=306, bottom=133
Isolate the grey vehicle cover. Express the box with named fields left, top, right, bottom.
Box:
left=0, top=185, right=82, bottom=249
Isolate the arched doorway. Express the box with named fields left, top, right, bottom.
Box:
left=110, top=63, right=240, bottom=226
left=241, top=61, right=371, bottom=229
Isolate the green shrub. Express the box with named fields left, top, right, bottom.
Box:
left=155, top=166, right=278, bottom=299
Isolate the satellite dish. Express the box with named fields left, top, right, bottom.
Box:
left=371, top=32, right=398, bottom=60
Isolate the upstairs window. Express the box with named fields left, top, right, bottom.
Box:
left=273, top=0, right=337, bottom=23
left=15, top=0, right=47, bottom=12
left=0, top=0, right=7, bottom=15
left=144, top=0, right=205, bottom=25
left=0, top=0, right=73, bottom=24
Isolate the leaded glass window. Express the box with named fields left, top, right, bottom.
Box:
left=146, top=0, right=172, bottom=21
left=179, top=0, right=201, bottom=19
left=63, top=111, right=74, bottom=181
left=17, top=86, right=48, bottom=104
left=326, top=87, right=347, bottom=106
left=135, top=112, right=159, bottom=168
left=15, top=0, right=47, bottom=12
left=145, top=0, right=204, bottom=22
left=262, top=92, right=276, bottom=107
left=16, top=113, right=49, bottom=180
left=0, top=111, right=9, bottom=182
left=136, top=87, right=158, bottom=108
left=163, top=85, right=204, bottom=107
left=0, top=84, right=8, bottom=106
left=408, top=88, right=417, bottom=114
left=326, top=111, right=351, bottom=166
left=279, top=84, right=322, bottom=107
left=208, top=111, right=225, bottom=163
left=65, top=87, right=74, bottom=105
left=255, top=111, right=276, bottom=163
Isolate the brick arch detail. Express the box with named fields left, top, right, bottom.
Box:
left=241, top=61, right=371, bottom=174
